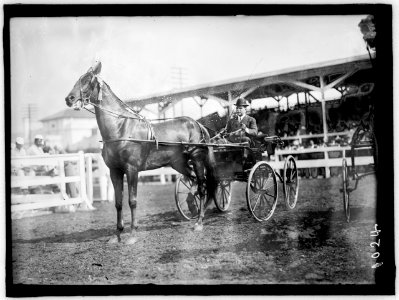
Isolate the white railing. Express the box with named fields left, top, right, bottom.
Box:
left=84, top=153, right=113, bottom=203
left=11, top=152, right=94, bottom=212
left=12, top=146, right=374, bottom=215
left=271, top=146, right=374, bottom=178
left=280, top=131, right=351, bottom=141
left=84, top=153, right=179, bottom=202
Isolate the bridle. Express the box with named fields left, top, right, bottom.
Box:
left=77, top=70, right=146, bottom=121
left=78, top=70, right=97, bottom=109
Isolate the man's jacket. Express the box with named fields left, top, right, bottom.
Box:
left=226, top=114, right=258, bottom=137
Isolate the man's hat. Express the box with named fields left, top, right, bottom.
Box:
left=234, top=98, right=249, bottom=107
left=15, top=137, right=24, bottom=145
left=34, top=134, right=43, bottom=140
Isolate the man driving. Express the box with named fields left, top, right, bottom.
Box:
left=225, top=98, right=258, bottom=144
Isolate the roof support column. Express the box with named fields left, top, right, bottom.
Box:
left=228, top=91, right=233, bottom=116
left=320, top=76, right=328, bottom=143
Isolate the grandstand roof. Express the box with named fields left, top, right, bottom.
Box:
left=125, top=54, right=374, bottom=108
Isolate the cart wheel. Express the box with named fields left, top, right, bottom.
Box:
left=283, top=155, right=299, bottom=209
left=342, top=158, right=350, bottom=222
left=246, top=161, right=278, bottom=222
left=175, top=175, right=200, bottom=220
left=214, top=180, right=232, bottom=212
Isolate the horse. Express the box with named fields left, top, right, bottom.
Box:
left=65, top=60, right=217, bottom=244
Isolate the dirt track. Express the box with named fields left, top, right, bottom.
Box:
left=12, top=176, right=377, bottom=285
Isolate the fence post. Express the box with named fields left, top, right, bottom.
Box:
left=97, top=155, right=109, bottom=201
left=58, top=158, right=69, bottom=200
left=85, top=154, right=93, bottom=203
left=160, top=173, right=166, bottom=184
left=324, top=148, right=330, bottom=178
left=78, top=151, right=95, bottom=210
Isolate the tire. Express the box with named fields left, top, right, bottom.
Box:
left=214, top=180, right=232, bottom=212
left=175, top=175, right=200, bottom=220
left=283, top=155, right=299, bottom=210
left=246, top=161, right=278, bottom=222
left=342, top=158, right=350, bottom=222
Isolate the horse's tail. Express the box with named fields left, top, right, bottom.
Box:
left=196, top=121, right=218, bottom=203
left=205, top=145, right=218, bottom=203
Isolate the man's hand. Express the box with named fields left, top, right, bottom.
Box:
left=240, top=123, right=249, bottom=133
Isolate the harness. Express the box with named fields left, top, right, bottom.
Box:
left=78, top=71, right=205, bottom=148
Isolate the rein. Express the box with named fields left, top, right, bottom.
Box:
left=79, top=73, right=209, bottom=147
left=80, top=73, right=157, bottom=143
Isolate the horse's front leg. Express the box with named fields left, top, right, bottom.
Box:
left=108, top=168, right=125, bottom=243
left=125, top=166, right=139, bottom=245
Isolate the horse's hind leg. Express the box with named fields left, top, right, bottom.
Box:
left=191, top=160, right=206, bottom=231
left=108, top=168, right=124, bottom=243
left=125, top=166, right=139, bottom=245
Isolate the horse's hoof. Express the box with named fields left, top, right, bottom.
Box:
left=108, top=236, right=120, bottom=244
left=193, top=223, right=203, bottom=231
left=125, top=237, right=138, bottom=245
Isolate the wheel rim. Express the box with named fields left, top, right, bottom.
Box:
left=175, top=175, right=200, bottom=220
left=371, top=130, right=378, bottom=171
left=246, top=161, right=278, bottom=222
left=283, top=155, right=299, bottom=209
left=214, top=180, right=232, bottom=212
left=342, top=159, right=350, bottom=222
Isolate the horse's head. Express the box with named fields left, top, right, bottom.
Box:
left=65, top=60, right=102, bottom=110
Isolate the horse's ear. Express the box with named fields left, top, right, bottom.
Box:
left=92, top=60, right=102, bottom=75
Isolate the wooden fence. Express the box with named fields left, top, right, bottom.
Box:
left=11, top=152, right=94, bottom=212
left=272, top=146, right=374, bottom=178
left=85, top=153, right=179, bottom=202
left=11, top=146, right=374, bottom=212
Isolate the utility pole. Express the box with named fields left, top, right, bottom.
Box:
left=170, top=67, right=189, bottom=117
left=21, top=103, right=38, bottom=145
left=170, top=66, right=189, bottom=89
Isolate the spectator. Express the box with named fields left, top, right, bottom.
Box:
left=11, top=137, right=26, bottom=157
left=335, top=135, right=342, bottom=146
left=292, top=140, right=300, bottom=150
left=27, top=134, right=53, bottom=177
left=328, top=138, right=336, bottom=147
left=11, top=137, right=26, bottom=175
left=27, top=134, right=45, bottom=156
left=53, top=145, right=66, bottom=154
left=43, top=145, right=54, bottom=154
left=308, top=139, right=317, bottom=149
left=11, top=137, right=28, bottom=194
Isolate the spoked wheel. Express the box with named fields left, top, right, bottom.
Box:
left=214, top=180, right=232, bottom=212
left=246, top=161, right=278, bottom=222
left=341, top=158, right=350, bottom=222
left=175, top=175, right=200, bottom=220
left=283, top=155, right=299, bottom=209
left=370, top=127, right=378, bottom=171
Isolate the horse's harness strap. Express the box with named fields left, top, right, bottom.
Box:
left=86, top=74, right=207, bottom=150
left=193, top=120, right=206, bottom=143
left=88, top=75, right=158, bottom=147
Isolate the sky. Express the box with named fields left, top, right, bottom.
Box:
left=10, top=15, right=369, bottom=137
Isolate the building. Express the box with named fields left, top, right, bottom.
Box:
left=40, top=108, right=98, bottom=150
